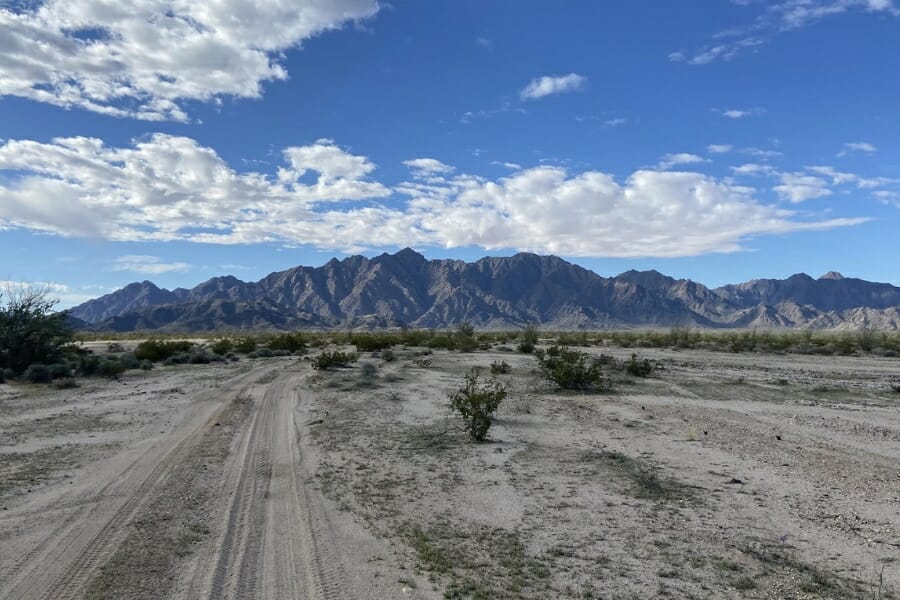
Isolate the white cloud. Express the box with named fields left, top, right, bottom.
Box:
left=657, top=153, right=710, bottom=170
left=0, top=280, right=97, bottom=307
left=112, top=255, right=191, bottom=274
left=873, top=190, right=900, bottom=207
left=838, top=141, right=878, bottom=156
left=708, top=144, right=734, bottom=154
left=0, top=135, right=866, bottom=257
left=403, top=158, right=455, bottom=176
left=774, top=172, right=833, bottom=202
left=0, top=0, right=380, bottom=121
left=720, top=108, right=766, bottom=119
left=731, top=163, right=778, bottom=176
left=520, top=73, right=587, bottom=100
left=604, top=117, right=628, bottom=127
left=676, top=1, right=900, bottom=65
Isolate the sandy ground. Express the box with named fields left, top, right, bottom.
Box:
left=0, top=346, right=897, bottom=599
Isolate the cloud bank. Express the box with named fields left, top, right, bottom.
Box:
left=0, top=135, right=868, bottom=257
left=0, top=0, right=380, bottom=121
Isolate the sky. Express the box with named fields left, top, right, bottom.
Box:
left=1, top=0, right=899, bottom=307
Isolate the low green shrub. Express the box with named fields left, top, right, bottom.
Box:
left=448, top=369, right=507, bottom=441
left=134, top=339, right=194, bottom=362
left=624, top=353, right=654, bottom=377
left=311, top=350, right=358, bottom=370
left=23, top=363, right=52, bottom=383
left=211, top=338, right=233, bottom=355
left=268, top=332, right=306, bottom=353
left=536, top=346, right=609, bottom=391
left=232, top=336, right=258, bottom=354
left=517, top=323, right=539, bottom=354
left=48, top=362, right=73, bottom=379
left=54, top=377, right=79, bottom=389
left=490, top=360, right=512, bottom=374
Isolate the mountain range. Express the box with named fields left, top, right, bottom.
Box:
left=68, top=248, right=900, bottom=332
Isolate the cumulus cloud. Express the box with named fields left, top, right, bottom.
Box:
left=403, top=158, right=455, bottom=177
left=774, top=172, right=834, bottom=202
left=112, top=255, right=191, bottom=274
left=0, top=280, right=97, bottom=307
left=657, top=153, right=711, bottom=170
left=0, top=0, right=380, bottom=121
left=520, top=73, right=587, bottom=100
left=0, top=135, right=866, bottom=257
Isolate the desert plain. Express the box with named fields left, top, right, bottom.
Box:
left=1, top=341, right=898, bottom=599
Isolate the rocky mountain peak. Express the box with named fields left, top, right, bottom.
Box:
left=819, top=271, right=846, bottom=280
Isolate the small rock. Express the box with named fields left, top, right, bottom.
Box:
left=726, top=478, right=744, bottom=485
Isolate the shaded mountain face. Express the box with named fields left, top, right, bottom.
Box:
left=69, top=249, right=900, bottom=332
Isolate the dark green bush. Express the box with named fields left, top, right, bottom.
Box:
left=490, top=360, right=511, bottom=374
left=118, top=352, right=141, bottom=370
left=98, top=358, right=127, bottom=377
left=139, top=359, right=154, bottom=370
left=517, top=323, right=539, bottom=353
left=448, top=369, right=507, bottom=441
left=537, top=346, right=609, bottom=391
left=311, top=350, right=358, bottom=370
left=163, top=352, right=192, bottom=366
left=1, top=288, right=73, bottom=375
left=352, top=333, right=396, bottom=352
left=233, top=336, right=258, bottom=354
left=24, top=363, right=52, bottom=383
left=454, top=322, right=477, bottom=353
left=247, top=348, right=273, bottom=359
left=134, top=339, right=194, bottom=362
left=211, top=338, right=233, bottom=355
left=381, top=348, right=395, bottom=362
left=625, top=353, right=654, bottom=377
left=48, top=362, right=73, bottom=379
left=268, top=332, right=307, bottom=353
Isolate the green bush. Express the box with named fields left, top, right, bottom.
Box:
left=134, top=339, right=194, bottom=362
left=139, top=359, right=154, bottom=370
left=490, top=360, right=512, bottom=375
left=537, top=345, right=609, bottom=391
left=48, top=362, right=73, bottom=379
left=381, top=348, right=395, bottom=362
left=24, top=363, right=52, bottom=383
left=211, top=338, right=233, bottom=355
left=454, top=322, right=477, bottom=353
left=448, top=369, right=507, bottom=441
left=247, top=348, right=273, bottom=359
left=268, top=332, right=307, bottom=353
left=624, top=353, right=654, bottom=377
left=352, top=333, right=396, bottom=352
left=1, top=287, right=73, bottom=375
left=98, top=358, right=127, bottom=377
left=233, top=336, right=258, bottom=354
left=517, top=323, right=539, bottom=353
left=311, top=350, right=358, bottom=370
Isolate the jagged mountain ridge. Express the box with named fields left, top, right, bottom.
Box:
left=69, top=249, right=900, bottom=331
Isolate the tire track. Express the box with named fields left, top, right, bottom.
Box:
left=190, top=371, right=347, bottom=600
left=1, top=364, right=279, bottom=600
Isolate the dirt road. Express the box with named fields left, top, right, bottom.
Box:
left=0, top=360, right=387, bottom=600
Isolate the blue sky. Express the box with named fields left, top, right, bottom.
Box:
left=1, top=0, right=898, bottom=306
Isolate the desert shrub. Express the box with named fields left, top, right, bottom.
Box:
left=413, top=357, right=432, bottom=368
left=0, top=370, right=4, bottom=383
left=311, top=350, right=358, bottom=370
left=454, top=321, right=477, bottom=353
left=448, top=369, right=507, bottom=441
left=268, top=332, right=306, bottom=354
left=0, top=286, right=74, bottom=375
left=247, top=348, right=274, bottom=359
left=360, top=362, right=378, bottom=377
left=48, top=362, right=73, bottom=379
left=188, top=351, right=212, bottom=364
left=117, top=352, right=141, bottom=370
left=98, top=358, right=127, bottom=377
left=517, top=323, right=539, bottom=353
left=271, top=349, right=291, bottom=357
left=427, top=333, right=456, bottom=350
left=139, top=359, right=154, bottom=370
left=381, top=348, right=395, bottom=362
left=352, top=333, right=396, bottom=352
left=890, top=382, right=900, bottom=394
left=107, top=342, right=126, bottom=353
left=163, top=352, right=192, bottom=366
left=211, top=338, right=233, bottom=355
left=625, top=353, right=654, bottom=377
left=232, top=336, right=258, bottom=354
left=537, top=345, right=609, bottom=391
left=490, top=360, right=512, bottom=375
left=23, top=363, right=52, bottom=383
left=134, top=339, right=194, bottom=362
left=54, top=377, right=79, bottom=389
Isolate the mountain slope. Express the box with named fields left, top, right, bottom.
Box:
left=69, top=250, right=900, bottom=331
